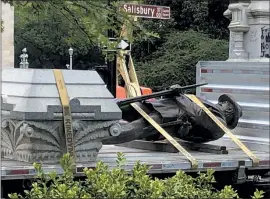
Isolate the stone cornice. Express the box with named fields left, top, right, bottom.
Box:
left=247, top=10, right=270, bottom=17
left=228, top=24, right=250, bottom=32
left=246, top=1, right=270, bottom=17
left=228, top=2, right=250, bottom=11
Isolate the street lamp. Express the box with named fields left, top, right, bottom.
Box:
left=68, top=47, right=73, bottom=70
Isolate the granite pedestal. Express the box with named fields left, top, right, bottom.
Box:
left=1, top=69, right=122, bottom=163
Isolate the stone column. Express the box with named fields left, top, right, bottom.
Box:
left=224, top=0, right=270, bottom=61
left=224, top=1, right=250, bottom=61
left=1, top=2, right=14, bottom=68
left=197, top=0, right=269, bottom=141
left=246, top=1, right=270, bottom=61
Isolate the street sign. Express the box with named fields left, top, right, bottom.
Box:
left=120, top=3, right=170, bottom=19
left=118, top=40, right=129, bottom=50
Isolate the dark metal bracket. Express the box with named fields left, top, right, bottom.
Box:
left=232, top=161, right=247, bottom=184
left=118, top=139, right=228, bottom=155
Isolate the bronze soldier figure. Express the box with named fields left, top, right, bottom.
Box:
left=102, top=84, right=242, bottom=144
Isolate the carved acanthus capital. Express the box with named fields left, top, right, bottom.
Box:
left=1, top=118, right=119, bottom=163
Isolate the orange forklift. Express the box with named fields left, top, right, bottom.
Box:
left=93, top=50, right=152, bottom=99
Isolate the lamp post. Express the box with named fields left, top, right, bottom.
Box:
left=68, top=47, right=73, bottom=70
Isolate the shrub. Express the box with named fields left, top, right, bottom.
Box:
left=136, top=30, right=229, bottom=90
left=9, top=153, right=264, bottom=199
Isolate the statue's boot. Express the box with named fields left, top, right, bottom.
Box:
left=102, top=102, right=164, bottom=145
left=102, top=114, right=163, bottom=144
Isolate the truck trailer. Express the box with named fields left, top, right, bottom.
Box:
left=1, top=61, right=269, bottom=198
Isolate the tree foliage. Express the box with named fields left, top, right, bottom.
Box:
left=6, top=0, right=231, bottom=89
left=14, top=1, right=105, bottom=69
left=12, top=0, right=157, bottom=69
left=136, top=30, right=229, bottom=90
left=8, top=153, right=265, bottom=199
left=132, top=0, right=230, bottom=60
left=1, top=20, right=4, bottom=32
left=11, top=0, right=230, bottom=69
left=145, top=0, right=230, bottom=39
left=132, top=0, right=230, bottom=89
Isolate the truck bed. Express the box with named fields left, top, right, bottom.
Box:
left=1, top=137, right=269, bottom=180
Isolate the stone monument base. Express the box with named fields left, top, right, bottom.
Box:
left=1, top=117, right=118, bottom=163
left=1, top=68, right=123, bottom=164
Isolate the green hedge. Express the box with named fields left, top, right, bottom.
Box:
left=9, top=153, right=264, bottom=199
left=136, top=30, right=229, bottom=90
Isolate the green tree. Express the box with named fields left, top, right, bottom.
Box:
left=14, top=2, right=106, bottom=69
left=12, top=0, right=157, bottom=69
left=8, top=0, right=231, bottom=90
left=132, top=0, right=230, bottom=61
left=136, top=30, right=229, bottom=90
left=132, top=18, right=176, bottom=61
left=145, top=0, right=230, bottom=39
left=11, top=0, right=230, bottom=71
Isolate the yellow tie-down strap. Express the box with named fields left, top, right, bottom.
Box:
left=131, top=103, right=198, bottom=169
left=185, top=94, right=259, bottom=167
left=53, top=69, right=76, bottom=165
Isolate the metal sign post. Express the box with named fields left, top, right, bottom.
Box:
left=117, top=3, right=170, bottom=98
left=117, top=3, right=200, bottom=168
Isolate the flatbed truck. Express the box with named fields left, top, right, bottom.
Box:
left=1, top=61, right=269, bottom=197
left=1, top=135, right=270, bottom=197
left=1, top=136, right=269, bottom=179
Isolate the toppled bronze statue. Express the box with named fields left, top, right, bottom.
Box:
left=102, top=84, right=243, bottom=144
left=1, top=67, right=242, bottom=164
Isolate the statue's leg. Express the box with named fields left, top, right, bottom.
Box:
left=174, top=95, right=229, bottom=143
left=180, top=111, right=227, bottom=143
left=180, top=95, right=242, bottom=143
left=102, top=112, right=163, bottom=145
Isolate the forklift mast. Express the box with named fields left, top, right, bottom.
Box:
left=102, top=28, right=117, bottom=98
left=94, top=0, right=117, bottom=98
left=95, top=0, right=152, bottom=99
left=94, top=56, right=117, bottom=98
